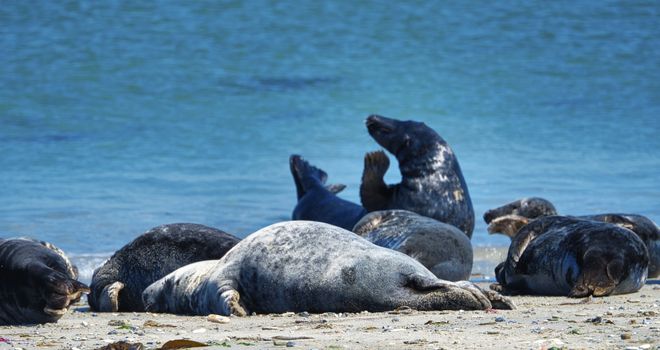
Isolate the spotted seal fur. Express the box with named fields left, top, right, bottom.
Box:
left=143, top=221, right=514, bottom=315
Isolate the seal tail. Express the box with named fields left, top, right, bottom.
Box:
left=289, top=155, right=329, bottom=200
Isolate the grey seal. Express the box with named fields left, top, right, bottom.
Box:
left=142, top=221, right=514, bottom=315
left=0, top=238, right=88, bottom=325
left=353, top=210, right=473, bottom=281
left=88, top=223, right=240, bottom=312
left=492, top=216, right=648, bottom=297
left=290, top=154, right=367, bottom=230
left=484, top=197, right=659, bottom=278
left=360, top=115, right=474, bottom=237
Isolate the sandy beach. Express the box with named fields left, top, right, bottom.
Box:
left=1, top=282, right=657, bottom=350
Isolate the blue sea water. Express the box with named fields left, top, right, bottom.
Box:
left=1, top=1, right=659, bottom=280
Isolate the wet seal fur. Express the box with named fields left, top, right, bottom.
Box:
left=360, top=115, right=474, bottom=237
left=0, top=238, right=88, bottom=325
left=89, top=223, right=240, bottom=312
left=484, top=197, right=660, bottom=278
left=353, top=210, right=472, bottom=281
left=492, top=216, right=648, bottom=297
left=290, top=154, right=367, bottom=231
left=143, top=221, right=514, bottom=315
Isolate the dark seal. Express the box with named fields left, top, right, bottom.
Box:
left=360, top=115, right=474, bottom=237
left=492, top=216, right=648, bottom=297
left=290, top=154, right=367, bottom=231
left=353, top=210, right=473, bottom=281
left=143, top=221, right=514, bottom=315
left=484, top=197, right=660, bottom=278
left=0, top=238, right=88, bottom=325
left=88, top=223, right=240, bottom=312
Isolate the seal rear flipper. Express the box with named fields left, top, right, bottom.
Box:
left=290, top=154, right=329, bottom=200
left=37, top=268, right=90, bottom=318
left=97, top=281, right=125, bottom=312
left=360, top=150, right=393, bottom=211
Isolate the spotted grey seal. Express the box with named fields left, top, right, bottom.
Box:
left=360, top=115, right=474, bottom=237
left=353, top=210, right=472, bottom=281
left=484, top=197, right=659, bottom=278
left=143, top=221, right=514, bottom=315
left=0, top=238, right=88, bottom=325
left=88, top=223, right=240, bottom=312
left=290, top=154, right=367, bottom=231
left=492, top=216, right=648, bottom=297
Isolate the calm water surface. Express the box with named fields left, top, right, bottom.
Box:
left=1, top=1, right=658, bottom=280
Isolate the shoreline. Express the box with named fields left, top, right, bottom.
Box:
left=1, top=282, right=657, bottom=350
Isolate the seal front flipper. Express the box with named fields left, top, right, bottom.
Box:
left=360, top=150, right=393, bottom=211
left=220, top=289, right=248, bottom=316
left=325, top=183, right=346, bottom=194
left=97, top=281, right=125, bottom=312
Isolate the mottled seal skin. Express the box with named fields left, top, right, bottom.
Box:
left=493, top=216, right=648, bottom=297
left=360, top=115, right=474, bottom=238
left=290, top=154, right=367, bottom=231
left=484, top=197, right=660, bottom=278
left=88, top=223, right=240, bottom=312
left=143, top=221, right=514, bottom=315
left=353, top=210, right=473, bottom=281
left=0, top=238, right=89, bottom=325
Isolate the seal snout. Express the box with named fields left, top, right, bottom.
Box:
left=366, top=114, right=395, bottom=134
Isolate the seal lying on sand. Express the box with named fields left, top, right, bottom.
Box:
left=0, top=238, right=88, bottom=325
left=360, top=115, right=474, bottom=237
left=89, top=223, right=240, bottom=312
left=484, top=197, right=660, bottom=278
left=143, top=221, right=514, bottom=315
left=353, top=210, right=472, bottom=281
left=492, top=216, right=648, bottom=297
left=290, top=155, right=367, bottom=231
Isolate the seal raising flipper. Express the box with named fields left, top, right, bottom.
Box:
left=360, top=150, right=393, bottom=212
left=290, top=155, right=367, bottom=231
left=361, top=115, right=475, bottom=238
left=143, top=221, right=514, bottom=316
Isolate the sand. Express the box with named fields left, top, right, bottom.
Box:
left=1, top=282, right=658, bottom=350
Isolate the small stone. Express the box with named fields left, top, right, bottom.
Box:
left=207, top=314, right=230, bottom=324
left=298, top=311, right=310, bottom=317
left=286, top=341, right=297, bottom=347
left=495, top=316, right=505, bottom=322
left=621, top=333, right=632, bottom=340
left=192, top=328, right=206, bottom=334
left=81, top=321, right=89, bottom=327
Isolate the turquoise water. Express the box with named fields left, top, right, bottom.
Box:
left=1, top=1, right=659, bottom=279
